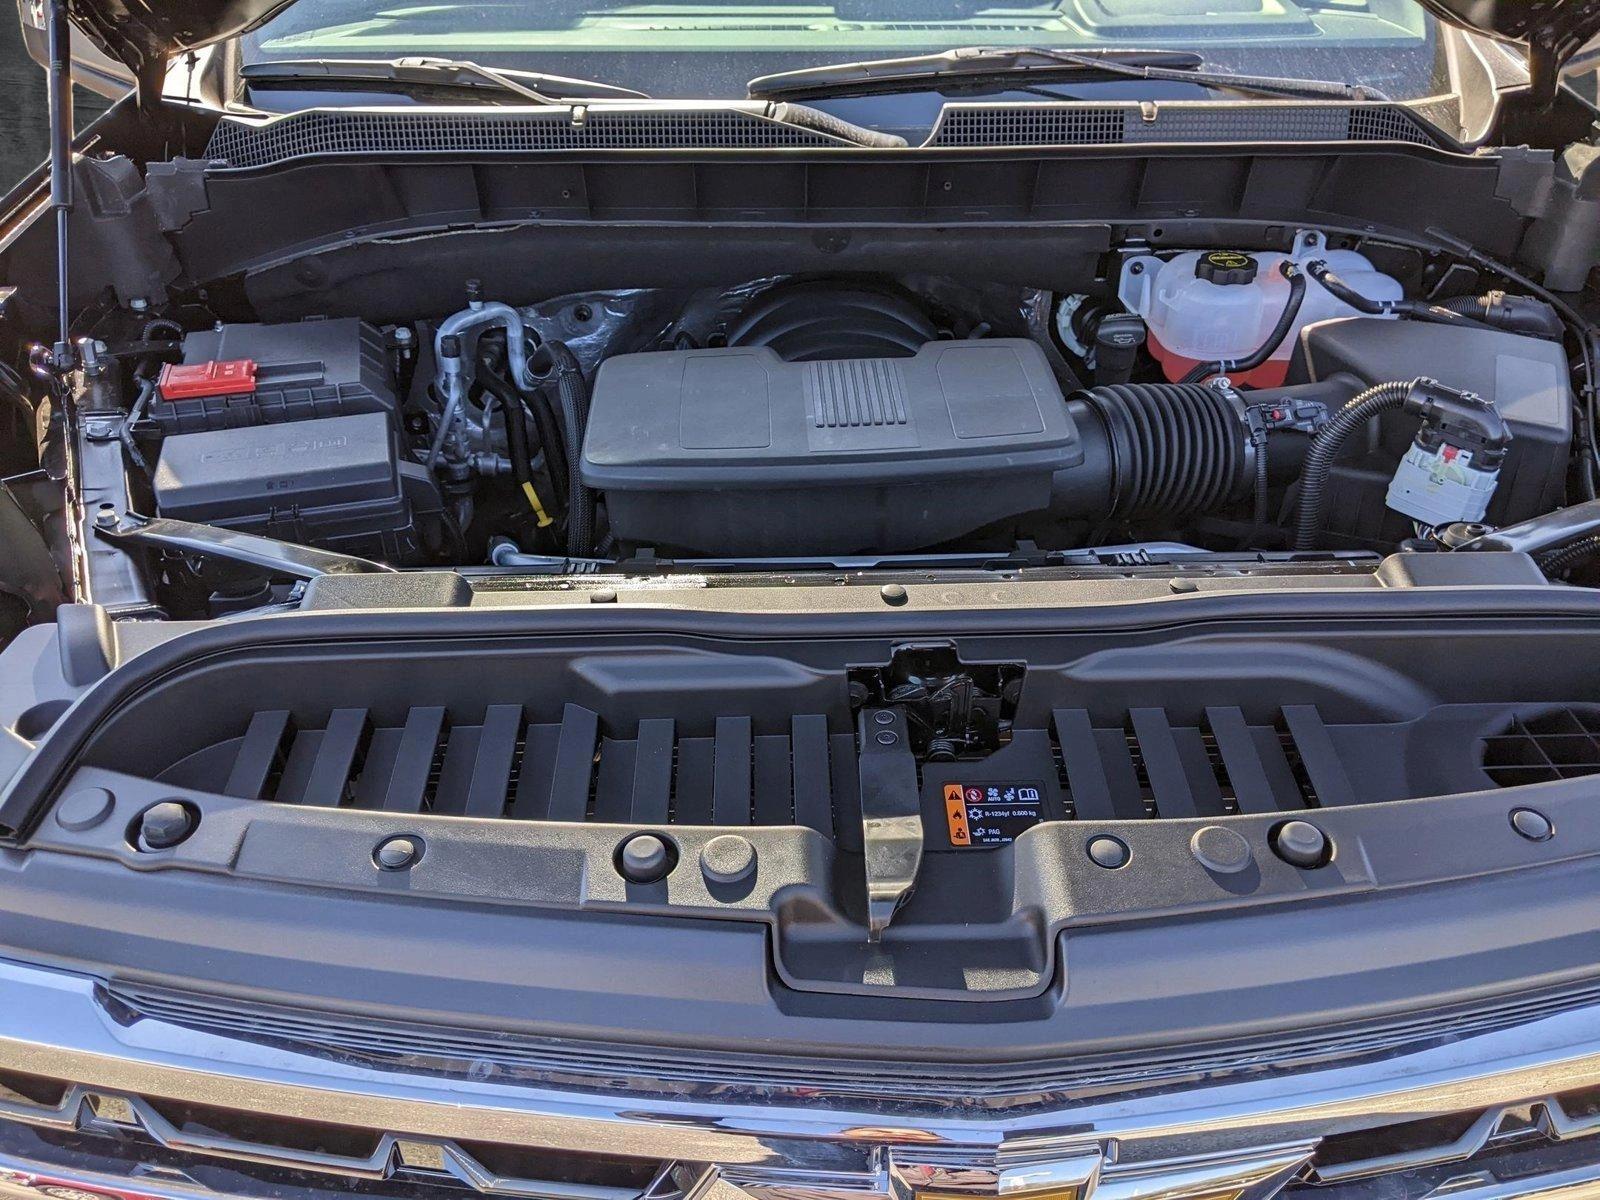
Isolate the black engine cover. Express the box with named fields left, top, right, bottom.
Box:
left=581, top=339, right=1083, bottom=556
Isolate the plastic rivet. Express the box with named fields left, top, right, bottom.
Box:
left=138, top=801, right=196, bottom=851
left=1087, top=835, right=1129, bottom=869
left=880, top=583, right=909, bottom=606
left=1190, top=825, right=1252, bottom=874
left=875, top=729, right=899, bottom=746
left=374, top=835, right=422, bottom=870
left=1511, top=807, right=1553, bottom=842
left=1169, top=577, right=1199, bottom=594
left=1273, top=820, right=1328, bottom=867
left=56, top=787, right=114, bottom=832
left=873, top=711, right=896, bottom=726
left=590, top=588, right=618, bottom=604
left=618, top=833, right=672, bottom=883
left=701, top=834, right=757, bottom=885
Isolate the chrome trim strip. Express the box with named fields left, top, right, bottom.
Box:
left=1, top=957, right=1600, bottom=1169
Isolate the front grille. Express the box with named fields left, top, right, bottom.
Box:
left=102, top=974, right=1600, bottom=1105
left=0, top=1065, right=666, bottom=1199
left=6, top=1030, right=1600, bottom=1200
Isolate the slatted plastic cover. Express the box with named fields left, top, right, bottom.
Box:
left=176, top=701, right=1376, bottom=833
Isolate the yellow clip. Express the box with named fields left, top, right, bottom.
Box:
left=521, top=481, right=554, bottom=528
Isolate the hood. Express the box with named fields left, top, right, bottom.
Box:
left=1414, top=1, right=1600, bottom=78
left=55, top=0, right=1600, bottom=86
left=62, top=0, right=295, bottom=79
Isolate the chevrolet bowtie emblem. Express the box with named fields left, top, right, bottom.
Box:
left=885, top=1145, right=1315, bottom=1200
left=890, top=1149, right=1103, bottom=1200
left=706, top=1141, right=1315, bottom=1200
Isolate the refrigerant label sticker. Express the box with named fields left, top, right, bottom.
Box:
left=944, top=783, right=1045, bottom=848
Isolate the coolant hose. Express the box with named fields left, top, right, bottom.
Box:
left=1291, top=380, right=1417, bottom=551
left=1181, top=262, right=1306, bottom=384
left=547, top=341, right=595, bottom=557
left=1305, top=261, right=1494, bottom=331
left=1440, top=292, right=1565, bottom=341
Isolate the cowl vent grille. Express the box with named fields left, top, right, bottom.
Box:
left=1481, top=707, right=1600, bottom=787
left=201, top=101, right=1448, bottom=168
left=204, top=106, right=855, bottom=169
left=927, top=101, right=1443, bottom=148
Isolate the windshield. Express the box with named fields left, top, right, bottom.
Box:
left=243, top=0, right=1456, bottom=102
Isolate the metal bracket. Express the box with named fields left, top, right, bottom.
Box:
left=856, top=705, right=923, bottom=942
left=96, top=515, right=397, bottom=580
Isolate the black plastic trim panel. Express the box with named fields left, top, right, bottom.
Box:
left=5, top=587, right=1600, bottom=1047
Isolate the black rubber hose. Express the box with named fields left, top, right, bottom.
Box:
left=480, top=339, right=569, bottom=509
left=1305, top=261, right=1495, bottom=331
left=141, top=317, right=184, bottom=342
left=524, top=385, right=569, bottom=512
left=1291, top=380, right=1417, bottom=551
left=1440, top=292, right=1566, bottom=341
left=1538, top=534, right=1600, bottom=578
left=1440, top=295, right=1493, bottom=317
left=1181, top=262, right=1307, bottom=384
left=547, top=341, right=594, bottom=557
left=481, top=364, right=566, bottom=513
left=478, top=368, right=533, bottom=488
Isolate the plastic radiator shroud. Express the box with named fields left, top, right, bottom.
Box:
left=581, top=339, right=1083, bottom=556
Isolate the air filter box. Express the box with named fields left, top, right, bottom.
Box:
left=1294, top=318, right=1571, bottom=543
left=581, top=339, right=1082, bottom=556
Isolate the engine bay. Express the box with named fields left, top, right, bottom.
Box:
left=18, top=222, right=1597, bottom=620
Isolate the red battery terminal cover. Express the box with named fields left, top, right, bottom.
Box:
left=157, top=359, right=258, bottom=401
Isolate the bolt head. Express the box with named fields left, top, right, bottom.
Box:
left=138, top=801, right=196, bottom=851
left=374, top=835, right=422, bottom=870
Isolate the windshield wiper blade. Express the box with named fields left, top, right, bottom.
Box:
left=242, top=57, right=651, bottom=102
left=749, top=46, right=1388, bottom=103
left=238, top=61, right=904, bottom=146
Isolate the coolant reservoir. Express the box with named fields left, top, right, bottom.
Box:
left=1117, top=232, right=1402, bottom=387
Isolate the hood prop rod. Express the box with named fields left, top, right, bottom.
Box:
left=44, top=0, right=75, bottom=376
